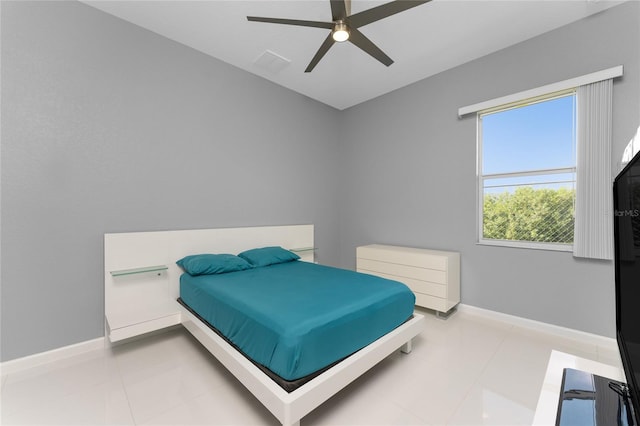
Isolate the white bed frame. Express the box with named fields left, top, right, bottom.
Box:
left=104, top=224, right=425, bottom=426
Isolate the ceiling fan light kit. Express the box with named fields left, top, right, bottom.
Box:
left=332, top=21, right=350, bottom=42
left=247, top=0, right=431, bottom=72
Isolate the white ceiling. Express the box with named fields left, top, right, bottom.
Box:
left=84, top=0, right=624, bottom=110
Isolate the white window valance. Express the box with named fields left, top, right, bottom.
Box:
left=458, top=66, right=622, bottom=118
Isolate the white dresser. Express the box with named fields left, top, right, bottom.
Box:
left=356, top=244, right=460, bottom=317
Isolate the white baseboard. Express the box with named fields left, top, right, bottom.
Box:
left=1, top=337, right=105, bottom=375
left=457, top=304, right=618, bottom=350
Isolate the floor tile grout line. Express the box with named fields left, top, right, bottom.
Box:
left=110, top=346, right=140, bottom=425
left=444, top=324, right=515, bottom=426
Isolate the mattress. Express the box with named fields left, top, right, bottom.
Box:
left=179, top=261, right=415, bottom=382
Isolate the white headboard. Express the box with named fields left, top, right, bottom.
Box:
left=104, top=224, right=314, bottom=342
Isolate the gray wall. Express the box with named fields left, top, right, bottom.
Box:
left=337, top=1, right=640, bottom=337
left=1, top=1, right=341, bottom=361
left=2, top=1, right=638, bottom=362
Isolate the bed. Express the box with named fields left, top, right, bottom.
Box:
left=179, top=256, right=416, bottom=388
left=104, top=225, right=425, bottom=426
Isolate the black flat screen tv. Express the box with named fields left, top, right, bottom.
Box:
left=614, top=149, right=640, bottom=425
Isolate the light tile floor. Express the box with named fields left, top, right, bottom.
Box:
left=1, top=308, right=622, bottom=425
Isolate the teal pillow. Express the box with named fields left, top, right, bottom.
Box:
left=238, top=246, right=300, bottom=267
left=176, top=254, right=252, bottom=276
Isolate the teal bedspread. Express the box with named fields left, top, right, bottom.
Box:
left=179, top=261, right=415, bottom=381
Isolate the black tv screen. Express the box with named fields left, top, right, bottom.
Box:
left=614, top=149, right=640, bottom=424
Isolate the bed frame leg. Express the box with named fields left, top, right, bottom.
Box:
left=400, top=338, right=413, bottom=354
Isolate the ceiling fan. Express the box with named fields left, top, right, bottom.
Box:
left=247, top=0, right=431, bottom=73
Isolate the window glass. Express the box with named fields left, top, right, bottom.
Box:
left=482, top=95, right=575, bottom=174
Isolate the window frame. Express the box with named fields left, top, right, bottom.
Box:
left=476, top=90, right=577, bottom=252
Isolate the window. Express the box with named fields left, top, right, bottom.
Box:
left=461, top=66, right=621, bottom=256
left=478, top=91, right=576, bottom=250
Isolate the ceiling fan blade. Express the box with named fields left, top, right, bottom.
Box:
left=330, top=0, right=347, bottom=21
left=305, top=34, right=336, bottom=73
left=247, top=16, right=333, bottom=29
left=348, top=28, right=393, bottom=66
left=347, top=0, right=431, bottom=28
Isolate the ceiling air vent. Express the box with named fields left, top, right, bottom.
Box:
left=253, top=50, right=291, bottom=74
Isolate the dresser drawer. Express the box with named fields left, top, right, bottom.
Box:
left=357, top=245, right=448, bottom=270
left=357, top=268, right=447, bottom=298
left=357, top=258, right=447, bottom=284
left=415, top=293, right=451, bottom=313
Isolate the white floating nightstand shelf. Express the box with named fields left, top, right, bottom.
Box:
left=106, top=299, right=181, bottom=342
left=110, top=265, right=168, bottom=277
left=289, top=247, right=317, bottom=262
left=289, top=247, right=316, bottom=253
left=105, top=263, right=179, bottom=342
